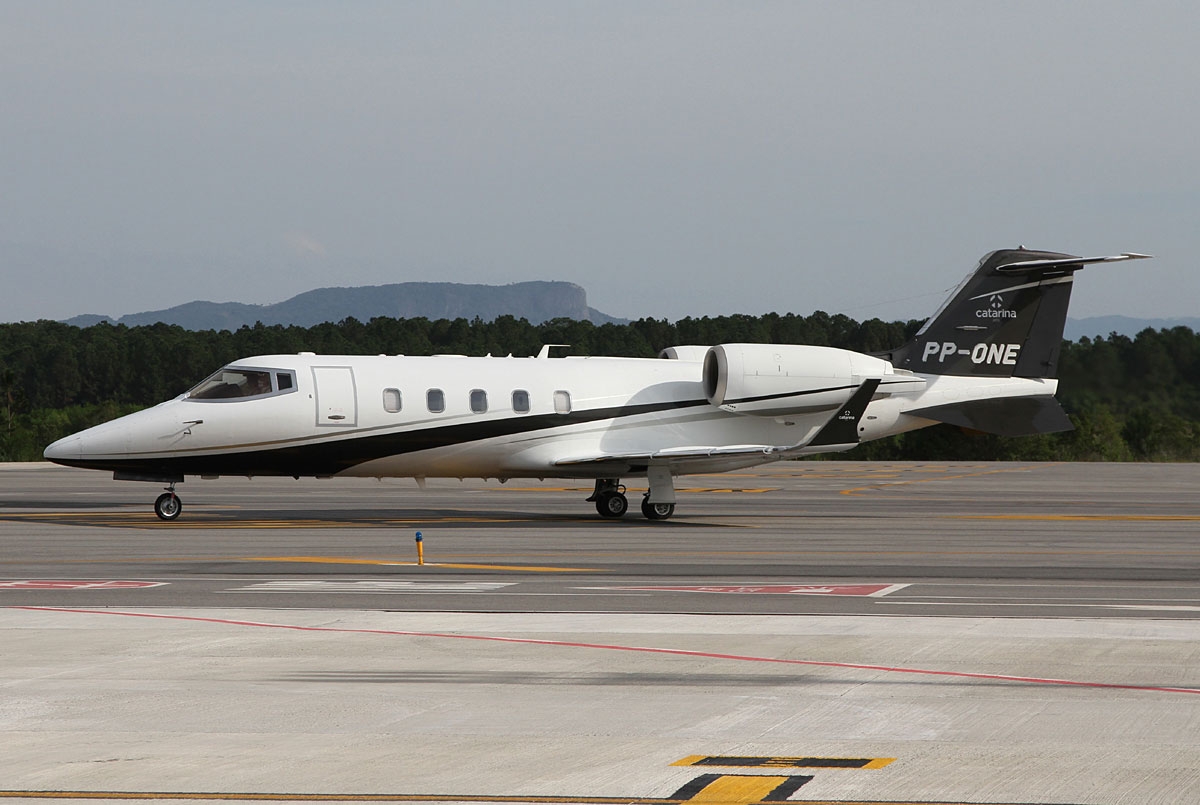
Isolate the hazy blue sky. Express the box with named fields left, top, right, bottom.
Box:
left=2, top=2, right=1196, bottom=325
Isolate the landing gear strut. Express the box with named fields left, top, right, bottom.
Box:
left=154, top=484, right=182, bottom=521
left=641, top=465, right=676, bottom=521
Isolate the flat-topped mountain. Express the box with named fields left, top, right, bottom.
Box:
left=64, top=280, right=624, bottom=330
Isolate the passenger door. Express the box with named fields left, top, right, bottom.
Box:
left=312, top=366, right=358, bottom=427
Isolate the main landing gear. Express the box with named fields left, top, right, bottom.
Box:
left=640, top=496, right=675, bottom=520
left=154, top=484, right=182, bottom=521
left=587, top=474, right=676, bottom=521
left=588, top=479, right=629, bottom=518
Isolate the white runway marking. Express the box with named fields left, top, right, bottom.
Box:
left=877, top=600, right=1200, bottom=612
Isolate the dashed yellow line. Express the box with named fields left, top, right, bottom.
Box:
left=839, top=464, right=1054, bottom=496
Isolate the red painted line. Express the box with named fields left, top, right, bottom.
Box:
left=9, top=606, right=1200, bottom=696
left=608, top=584, right=904, bottom=597
left=0, top=580, right=167, bottom=590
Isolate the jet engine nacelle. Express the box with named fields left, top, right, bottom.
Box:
left=703, top=343, right=896, bottom=417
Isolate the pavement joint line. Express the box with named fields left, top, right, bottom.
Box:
left=10, top=605, right=1200, bottom=696
left=0, top=793, right=1050, bottom=805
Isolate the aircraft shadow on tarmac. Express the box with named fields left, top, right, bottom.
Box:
left=0, top=507, right=721, bottom=529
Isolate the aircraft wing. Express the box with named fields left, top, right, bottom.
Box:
left=554, top=443, right=779, bottom=468
left=553, top=379, right=880, bottom=470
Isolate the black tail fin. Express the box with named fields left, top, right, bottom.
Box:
left=878, top=248, right=1150, bottom=378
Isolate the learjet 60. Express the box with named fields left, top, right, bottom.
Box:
left=44, top=248, right=1149, bottom=521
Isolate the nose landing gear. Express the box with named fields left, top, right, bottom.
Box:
left=154, top=485, right=182, bottom=521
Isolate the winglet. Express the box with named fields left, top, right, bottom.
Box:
left=806, top=378, right=881, bottom=447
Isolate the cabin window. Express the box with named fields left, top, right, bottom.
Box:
left=512, top=389, right=530, bottom=413
left=553, top=390, right=571, bottom=415
left=383, top=388, right=402, bottom=413
left=426, top=388, right=445, bottom=413
left=469, top=389, right=488, bottom=414
left=276, top=372, right=294, bottom=391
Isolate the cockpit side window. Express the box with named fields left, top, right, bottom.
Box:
left=188, top=367, right=296, bottom=401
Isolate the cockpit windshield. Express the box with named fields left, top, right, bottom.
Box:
left=188, top=367, right=292, bottom=400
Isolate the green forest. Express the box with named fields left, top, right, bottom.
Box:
left=2, top=313, right=1197, bottom=462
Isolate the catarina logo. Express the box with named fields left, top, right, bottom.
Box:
left=976, top=295, right=1017, bottom=319
left=975, top=291, right=1017, bottom=320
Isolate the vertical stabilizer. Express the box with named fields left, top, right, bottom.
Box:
left=878, top=249, right=1150, bottom=378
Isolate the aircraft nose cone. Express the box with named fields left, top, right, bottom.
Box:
left=43, top=434, right=82, bottom=464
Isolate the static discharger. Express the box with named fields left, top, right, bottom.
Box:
left=415, top=531, right=424, bottom=566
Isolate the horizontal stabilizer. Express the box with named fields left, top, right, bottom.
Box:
left=909, top=395, right=1073, bottom=437
left=995, top=252, right=1152, bottom=274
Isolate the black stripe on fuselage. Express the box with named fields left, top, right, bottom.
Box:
left=721, top=383, right=857, bottom=407
left=57, top=398, right=714, bottom=478
left=720, top=378, right=909, bottom=408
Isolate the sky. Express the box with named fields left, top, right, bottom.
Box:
left=2, top=1, right=1197, bottom=325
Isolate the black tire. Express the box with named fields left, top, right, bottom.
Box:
left=640, top=497, right=675, bottom=520
left=154, top=492, right=182, bottom=521
left=595, top=491, right=628, bottom=518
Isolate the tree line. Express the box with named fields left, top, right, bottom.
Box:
left=1, top=314, right=1197, bottom=462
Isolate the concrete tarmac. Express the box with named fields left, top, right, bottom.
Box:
left=2, top=462, right=1199, bottom=804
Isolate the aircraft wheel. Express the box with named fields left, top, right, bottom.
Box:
left=641, top=497, right=675, bottom=520
left=595, top=491, right=628, bottom=518
left=154, top=492, right=182, bottom=521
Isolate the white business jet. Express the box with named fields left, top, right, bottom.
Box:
left=44, top=248, right=1149, bottom=521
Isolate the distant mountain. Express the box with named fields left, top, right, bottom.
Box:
left=1065, top=316, right=1200, bottom=341
left=64, top=281, right=625, bottom=331
left=60, top=285, right=1194, bottom=341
